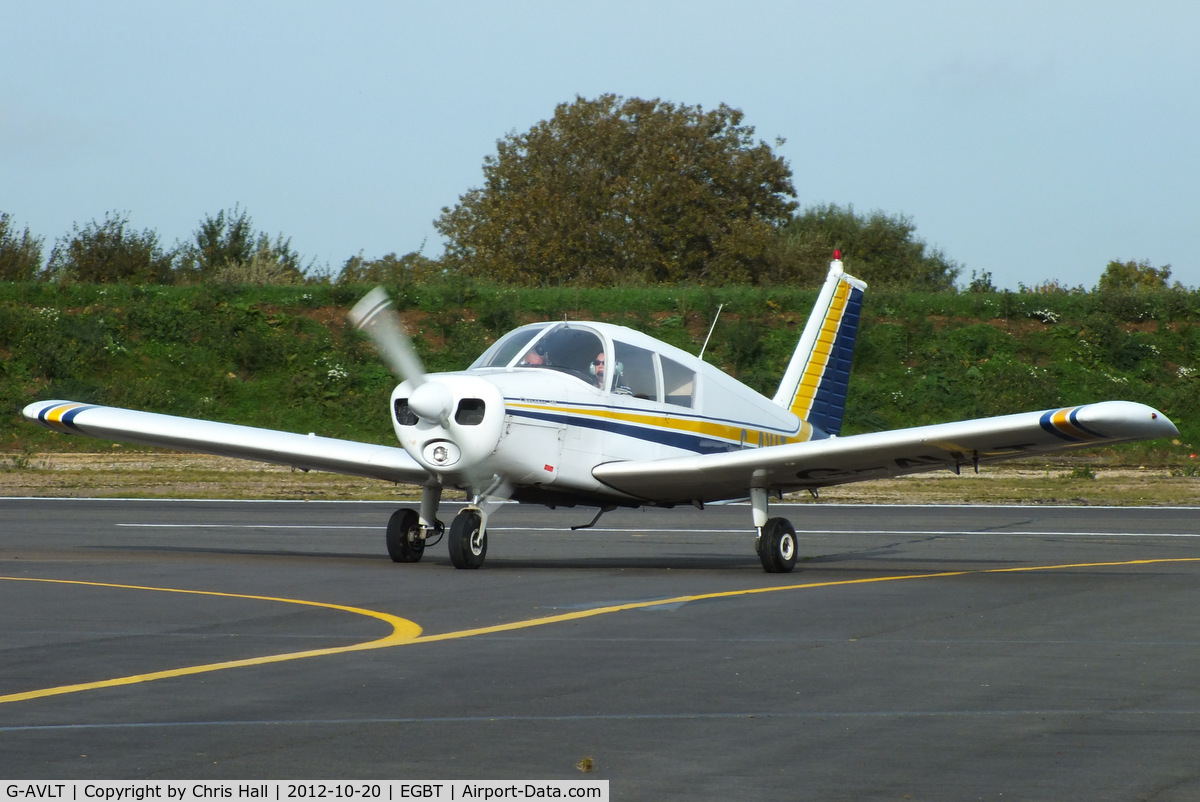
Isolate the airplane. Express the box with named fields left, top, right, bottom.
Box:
left=22, top=254, right=1178, bottom=572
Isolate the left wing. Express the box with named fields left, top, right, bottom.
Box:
left=22, top=400, right=429, bottom=485
left=593, top=401, right=1177, bottom=504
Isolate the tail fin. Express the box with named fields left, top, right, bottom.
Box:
left=772, top=254, right=867, bottom=436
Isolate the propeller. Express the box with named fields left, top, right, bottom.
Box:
left=348, top=286, right=428, bottom=387
left=349, top=286, right=523, bottom=568
left=348, top=287, right=455, bottom=425
left=347, top=286, right=506, bottom=488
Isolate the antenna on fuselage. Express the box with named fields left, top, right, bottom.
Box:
left=699, top=303, right=725, bottom=360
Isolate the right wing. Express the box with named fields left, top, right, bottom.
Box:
left=22, top=400, right=429, bottom=485
left=593, top=400, right=1177, bottom=504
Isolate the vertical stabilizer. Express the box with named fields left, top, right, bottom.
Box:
left=772, top=254, right=867, bottom=436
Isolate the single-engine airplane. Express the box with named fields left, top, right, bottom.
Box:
left=23, top=255, right=1178, bottom=572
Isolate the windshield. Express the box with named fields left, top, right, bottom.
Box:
left=470, top=323, right=607, bottom=387
left=470, top=324, right=550, bottom=369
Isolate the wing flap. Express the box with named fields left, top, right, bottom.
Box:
left=23, top=400, right=429, bottom=485
left=593, top=401, right=1177, bottom=504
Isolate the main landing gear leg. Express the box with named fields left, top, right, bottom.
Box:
left=751, top=487, right=797, bottom=573
left=385, top=485, right=443, bottom=564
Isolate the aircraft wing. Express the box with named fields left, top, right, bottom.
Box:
left=22, top=400, right=430, bottom=485
left=593, top=401, right=1177, bottom=504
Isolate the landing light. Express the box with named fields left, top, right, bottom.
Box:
left=423, top=440, right=461, bottom=467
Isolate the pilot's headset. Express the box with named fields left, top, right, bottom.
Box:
left=589, top=356, right=624, bottom=382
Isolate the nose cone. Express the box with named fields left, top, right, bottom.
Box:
left=408, top=380, right=453, bottom=425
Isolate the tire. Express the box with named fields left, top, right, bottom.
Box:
left=386, top=508, right=424, bottom=563
left=758, top=517, right=797, bottom=573
left=449, top=509, right=487, bottom=569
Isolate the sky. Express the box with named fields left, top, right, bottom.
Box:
left=3, top=1, right=1197, bottom=290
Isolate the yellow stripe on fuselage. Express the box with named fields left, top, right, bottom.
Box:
left=505, top=401, right=813, bottom=449
left=789, top=278, right=854, bottom=419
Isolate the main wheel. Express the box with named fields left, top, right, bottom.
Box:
left=386, top=508, right=425, bottom=563
left=448, top=508, right=487, bottom=569
left=758, top=517, right=797, bottom=573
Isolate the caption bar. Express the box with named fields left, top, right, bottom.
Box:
left=3, top=784, right=608, bottom=802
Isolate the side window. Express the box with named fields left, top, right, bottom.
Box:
left=661, top=357, right=696, bottom=408
left=613, top=341, right=659, bottom=401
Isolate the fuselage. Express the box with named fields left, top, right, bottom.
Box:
left=390, top=321, right=822, bottom=506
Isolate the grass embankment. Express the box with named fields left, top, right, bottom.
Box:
left=1, top=277, right=1197, bottom=503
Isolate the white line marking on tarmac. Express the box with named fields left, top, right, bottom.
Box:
left=116, top=522, right=1200, bottom=538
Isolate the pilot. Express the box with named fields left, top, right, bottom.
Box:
left=590, top=351, right=606, bottom=387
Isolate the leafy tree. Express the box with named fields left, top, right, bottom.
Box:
left=768, top=204, right=961, bottom=291
left=44, top=212, right=175, bottom=283
left=435, top=94, right=797, bottom=286
left=966, top=269, right=996, bottom=293
left=179, top=205, right=255, bottom=283
left=1097, top=258, right=1171, bottom=292
left=180, top=206, right=316, bottom=285
left=336, top=251, right=438, bottom=285
left=209, top=233, right=310, bottom=285
left=0, top=212, right=44, bottom=280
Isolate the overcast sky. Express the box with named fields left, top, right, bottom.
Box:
left=3, top=1, right=1197, bottom=289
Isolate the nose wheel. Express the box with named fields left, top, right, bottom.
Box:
left=448, top=508, right=488, bottom=569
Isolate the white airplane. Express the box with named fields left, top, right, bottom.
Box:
left=23, top=255, right=1177, bottom=572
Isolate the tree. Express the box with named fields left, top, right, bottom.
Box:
left=44, top=212, right=175, bottom=283
left=435, top=94, right=797, bottom=286
left=1097, top=259, right=1171, bottom=292
left=179, top=205, right=255, bottom=283
left=179, top=206, right=315, bottom=285
left=335, top=251, right=438, bottom=285
left=0, top=212, right=43, bottom=280
left=209, top=233, right=310, bottom=285
left=768, top=204, right=961, bottom=291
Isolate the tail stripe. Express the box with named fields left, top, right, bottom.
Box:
left=787, top=277, right=865, bottom=435
left=802, top=285, right=864, bottom=432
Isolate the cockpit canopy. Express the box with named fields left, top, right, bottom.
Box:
left=470, top=322, right=696, bottom=408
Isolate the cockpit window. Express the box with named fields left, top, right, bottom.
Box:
left=534, top=324, right=606, bottom=386
left=613, top=341, right=659, bottom=400
left=661, top=356, right=695, bottom=408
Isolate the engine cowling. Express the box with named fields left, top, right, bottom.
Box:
left=390, top=374, right=506, bottom=482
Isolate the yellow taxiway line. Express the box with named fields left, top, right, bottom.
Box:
left=0, top=576, right=422, bottom=705
left=3, top=557, right=1198, bottom=706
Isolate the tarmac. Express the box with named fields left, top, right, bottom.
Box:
left=2, top=498, right=1199, bottom=800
